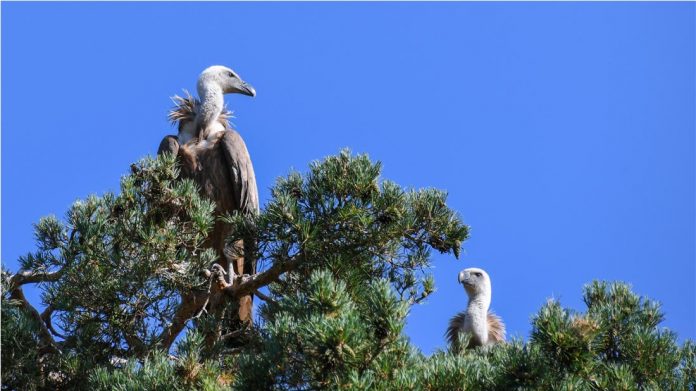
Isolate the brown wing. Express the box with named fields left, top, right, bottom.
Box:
left=446, top=311, right=468, bottom=353
left=446, top=310, right=505, bottom=352
left=487, top=310, right=506, bottom=343
left=219, top=130, right=259, bottom=216
left=158, top=135, right=180, bottom=156
left=219, top=130, right=259, bottom=286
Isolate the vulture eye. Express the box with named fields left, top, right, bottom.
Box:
left=228, top=72, right=235, bottom=78
left=474, top=272, right=482, bottom=277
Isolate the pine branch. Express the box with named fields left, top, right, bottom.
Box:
left=254, top=289, right=277, bottom=305
left=8, top=269, right=63, bottom=289
left=155, top=255, right=302, bottom=352
left=9, top=285, right=60, bottom=354
left=40, top=305, right=67, bottom=339
left=226, top=254, right=302, bottom=299
left=123, top=332, right=147, bottom=357
left=157, top=289, right=211, bottom=351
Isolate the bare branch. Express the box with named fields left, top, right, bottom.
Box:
left=226, top=255, right=302, bottom=299
left=157, top=255, right=300, bottom=351
left=9, top=286, right=60, bottom=354
left=123, top=332, right=147, bottom=357
left=157, top=289, right=210, bottom=351
left=9, top=269, right=63, bottom=289
left=157, top=264, right=235, bottom=351
left=254, top=289, right=277, bottom=305
left=41, top=305, right=67, bottom=339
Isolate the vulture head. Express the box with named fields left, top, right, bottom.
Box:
left=198, top=65, right=256, bottom=97
left=458, top=267, right=492, bottom=300
left=170, top=65, right=255, bottom=141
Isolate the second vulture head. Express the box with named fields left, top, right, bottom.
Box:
left=458, top=267, right=492, bottom=298
left=198, top=65, right=256, bottom=97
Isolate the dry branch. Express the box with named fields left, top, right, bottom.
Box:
left=9, top=269, right=63, bottom=289
left=254, top=289, right=277, bottom=305
left=226, top=255, right=302, bottom=299
left=156, top=255, right=302, bottom=350
left=157, top=289, right=211, bottom=351
left=9, top=285, right=60, bottom=354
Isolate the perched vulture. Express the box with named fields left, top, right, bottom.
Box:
left=158, top=65, right=258, bottom=322
left=446, top=267, right=506, bottom=352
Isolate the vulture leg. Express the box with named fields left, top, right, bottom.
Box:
left=229, top=239, right=252, bottom=323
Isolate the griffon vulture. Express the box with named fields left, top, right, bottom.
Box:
left=446, top=267, right=506, bottom=351
left=158, top=65, right=258, bottom=322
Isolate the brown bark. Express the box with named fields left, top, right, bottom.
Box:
left=9, top=286, right=60, bottom=354
left=226, top=255, right=302, bottom=299
left=5, top=253, right=303, bottom=356
left=9, top=269, right=62, bottom=289
left=157, top=289, right=211, bottom=351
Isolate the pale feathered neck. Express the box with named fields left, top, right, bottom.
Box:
left=466, top=289, right=491, bottom=345
left=467, top=292, right=491, bottom=313
left=447, top=278, right=505, bottom=352
left=168, top=91, right=233, bottom=144
left=196, top=76, right=224, bottom=139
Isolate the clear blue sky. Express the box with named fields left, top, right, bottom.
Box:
left=3, top=2, right=694, bottom=353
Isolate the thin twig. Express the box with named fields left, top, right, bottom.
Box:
left=253, top=289, right=277, bottom=305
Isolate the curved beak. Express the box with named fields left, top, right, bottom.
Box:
left=235, top=80, right=256, bottom=97
left=458, top=270, right=467, bottom=284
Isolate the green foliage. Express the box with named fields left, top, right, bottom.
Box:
left=232, top=275, right=695, bottom=390
left=386, top=282, right=694, bottom=391
left=228, top=150, right=468, bottom=307
left=1, top=287, right=42, bottom=390
left=55, top=154, right=215, bottom=356
left=5, top=154, right=218, bottom=378
left=234, top=270, right=411, bottom=390
left=3, top=150, right=693, bottom=390
left=226, top=150, right=468, bottom=390
left=89, top=332, right=230, bottom=391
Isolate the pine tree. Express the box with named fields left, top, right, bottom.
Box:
left=3, top=151, right=693, bottom=390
